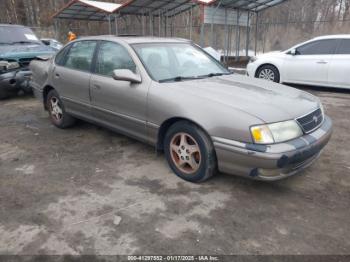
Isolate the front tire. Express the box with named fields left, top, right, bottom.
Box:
left=256, top=65, right=280, bottom=83
left=164, top=121, right=217, bottom=183
left=46, top=89, right=76, bottom=129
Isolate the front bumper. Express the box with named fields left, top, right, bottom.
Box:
left=0, top=69, right=32, bottom=93
left=246, top=62, right=258, bottom=78
left=213, top=116, right=333, bottom=181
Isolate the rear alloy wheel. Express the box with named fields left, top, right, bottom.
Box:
left=49, top=96, right=63, bottom=123
left=257, top=65, right=280, bottom=83
left=164, top=121, right=217, bottom=183
left=46, top=89, right=76, bottom=128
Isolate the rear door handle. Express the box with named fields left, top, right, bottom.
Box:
left=317, top=60, right=328, bottom=64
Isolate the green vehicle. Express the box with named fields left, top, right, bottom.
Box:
left=0, top=24, right=56, bottom=99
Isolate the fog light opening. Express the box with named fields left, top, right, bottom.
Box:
left=9, top=79, right=16, bottom=85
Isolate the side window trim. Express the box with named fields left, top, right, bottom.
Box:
left=91, top=40, right=101, bottom=74
left=60, top=40, right=98, bottom=73
left=297, top=39, right=339, bottom=56
left=54, top=43, right=73, bottom=66
left=334, top=39, right=350, bottom=55
left=92, top=40, right=138, bottom=78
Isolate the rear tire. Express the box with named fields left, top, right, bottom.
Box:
left=46, top=89, right=76, bottom=129
left=164, top=121, right=217, bottom=183
left=256, top=65, right=280, bottom=83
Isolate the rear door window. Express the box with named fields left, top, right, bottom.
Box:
left=297, top=40, right=339, bottom=55
left=63, top=41, right=97, bottom=72
left=335, top=39, right=350, bottom=54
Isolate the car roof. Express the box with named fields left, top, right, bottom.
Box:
left=312, top=35, right=350, bottom=40
left=77, top=35, right=191, bottom=44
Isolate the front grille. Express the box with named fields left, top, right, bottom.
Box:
left=296, top=108, right=323, bottom=133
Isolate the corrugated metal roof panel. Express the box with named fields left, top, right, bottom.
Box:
left=53, top=0, right=122, bottom=21
left=196, top=0, right=287, bottom=12
left=117, top=0, right=196, bottom=17
left=53, top=0, right=287, bottom=22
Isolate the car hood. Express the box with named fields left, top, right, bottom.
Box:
left=0, top=43, right=55, bottom=60
left=166, top=74, right=320, bottom=123
left=256, top=51, right=284, bottom=59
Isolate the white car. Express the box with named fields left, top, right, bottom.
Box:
left=246, top=35, right=350, bottom=89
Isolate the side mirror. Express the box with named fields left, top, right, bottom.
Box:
left=112, top=69, right=141, bottom=83
left=290, top=48, right=297, bottom=56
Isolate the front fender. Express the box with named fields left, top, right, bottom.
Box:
left=252, top=57, right=285, bottom=82
left=148, top=83, right=264, bottom=145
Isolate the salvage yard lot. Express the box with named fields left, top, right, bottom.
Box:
left=0, top=88, right=350, bottom=255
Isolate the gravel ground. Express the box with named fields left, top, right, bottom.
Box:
left=0, top=87, right=349, bottom=256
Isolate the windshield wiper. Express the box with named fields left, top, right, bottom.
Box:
left=159, top=76, right=204, bottom=83
left=200, top=72, right=233, bottom=78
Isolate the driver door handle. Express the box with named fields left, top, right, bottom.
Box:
left=317, top=60, right=328, bottom=64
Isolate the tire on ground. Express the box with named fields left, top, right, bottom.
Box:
left=256, top=64, right=280, bottom=83
left=164, top=120, right=217, bottom=183
left=46, top=89, right=76, bottom=129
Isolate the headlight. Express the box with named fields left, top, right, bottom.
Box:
left=251, top=120, right=303, bottom=144
left=7, top=61, right=20, bottom=70
left=249, top=56, right=257, bottom=63
left=0, top=61, right=20, bottom=71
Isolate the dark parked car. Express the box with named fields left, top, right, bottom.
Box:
left=0, top=24, right=55, bottom=99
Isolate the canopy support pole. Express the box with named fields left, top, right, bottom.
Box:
left=189, top=6, right=193, bottom=40
left=255, top=12, right=259, bottom=56
left=115, top=14, right=118, bottom=36
left=149, top=12, right=153, bottom=36
left=245, top=11, right=250, bottom=57
left=236, top=10, right=241, bottom=61
left=159, top=10, right=161, bottom=36
left=200, top=23, right=204, bottom=47
left=165, top=10, right=168, bottom=37
left=224, top=8, right=228, bottom=64
left=211, top=0, right=222, bottom=47
left=108, top=14, right=112, bottom=34
left=142, top=15, right=145, bottom=36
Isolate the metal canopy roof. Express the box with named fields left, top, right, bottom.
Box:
left=116, top=0, right=197, bottom=17
left=196, top=0, right=287, bottom=12
left=52, top=0, right=122, bottom=21
left=52, top=0, right=288, bottom=22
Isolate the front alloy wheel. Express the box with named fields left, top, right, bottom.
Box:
left=164, top=121, right=217, bottom=183
left=170, top=132, right=202, bottom=174
left=259, top=68, right=275, bottom=81
left=257, top=65, right=280, bottom=83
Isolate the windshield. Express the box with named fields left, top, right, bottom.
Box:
left=0, top=26, right=41, bottom=44
left=132, top=43, right=230, bottom=82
